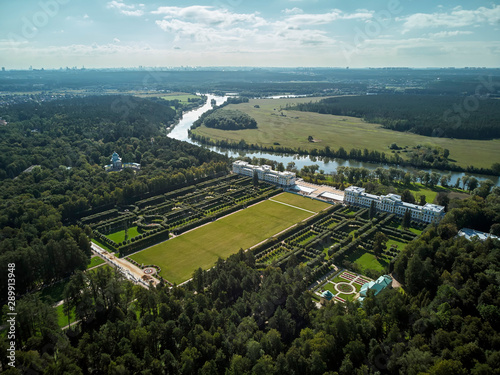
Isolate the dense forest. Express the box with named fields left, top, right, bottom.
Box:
left=199, top=109, right=257, bottom=131
left=0, top=96, right=228, bottom=297
left=2, top=190, right=499, bottom=374
left=2, top=68, right=498, bottom=97
left=290, top=95, right=500, bottom=140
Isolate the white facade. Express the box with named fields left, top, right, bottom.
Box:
left=344, top=186, right=445, bottom=223
left=458, top=228, right=499, bottom=241
left=232, top=160, right=296, bottom=187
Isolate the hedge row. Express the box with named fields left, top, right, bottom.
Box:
left=164, top=185, right=197, bottom=200
left=80, top=209, right=119, bottom=225
left=136, top=195, right=166, bottom=209
left=93, top=213, right=135, bottom=230
left=144, top=202, right=175, bottom=216
left=119, top=228, right=171, bottom=256
left=304, top=230, right=331, bottom=250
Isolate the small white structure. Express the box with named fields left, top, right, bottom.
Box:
left=105, top=152, right=141, bottom=172
left=458, top=228, right=499, bottom=241
left=232, top=160, right=296, bottom=187
left=344, top=186, right=445, bottom=224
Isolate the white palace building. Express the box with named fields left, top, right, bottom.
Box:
left=232, top=160, right=296, bottom=187
left=344, top=186, right=445, bottom=224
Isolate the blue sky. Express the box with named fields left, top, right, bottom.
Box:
left=0, top=0, right=499, bottom=69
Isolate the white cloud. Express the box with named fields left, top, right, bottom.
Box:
left=428, top=30, right=473, bottom=38
left=282, top=8, right=303, bottom=15
left=113, top=38, right=121, bottom=43
left=284, top=9, right=373, bottom=26
left=107, top=1, right=144, bottom=17
left=400, top=5, right=500, bottom=33
left=152, top=6, right=266, bottom=27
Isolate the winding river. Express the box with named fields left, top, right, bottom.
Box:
left=168, top=94, right=500, bottom=187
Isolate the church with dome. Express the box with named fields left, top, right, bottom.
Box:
left=104, top=152, right=141, bottom=172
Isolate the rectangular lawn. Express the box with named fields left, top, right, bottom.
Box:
left=130, top=199, right=316, bottom=284
left=270, top=192, right=332, bottom=212
left=106, top=226, right=141, bottom=243
left=348, top=248, right=388, bottom=274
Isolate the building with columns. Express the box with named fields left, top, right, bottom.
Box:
left=344, top=186, right=445, bottom=223
left=232, top=160, right=296, bottom=187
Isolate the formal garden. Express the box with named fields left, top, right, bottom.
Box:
left=253, top=202, right=426, bottom=293
left=80, top=173, right=428, bottom=287
left=81, top=174, right=282, bottom=257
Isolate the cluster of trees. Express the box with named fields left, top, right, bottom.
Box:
left=290, top=95, right=500, bottom=139
left=5, top=189, right=500, bottom=374
left=0, top=95, right=229, bottom=296
left=198, top=109, right=257, bottom=131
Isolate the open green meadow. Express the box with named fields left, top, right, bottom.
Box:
left=191, top=97, right=500, bottom=169
left=130, top=193, right=320, bottom=284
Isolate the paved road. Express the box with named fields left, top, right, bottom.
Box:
left=91, top=242, right=159, bottom=288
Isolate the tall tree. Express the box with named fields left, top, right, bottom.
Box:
left=402, top=209, right=412, bottom=229
left=253, top=170, right=259, bottom=187
left=373, top=232, right=388, bottom=258
left=369, top=200, right=377, bottom=219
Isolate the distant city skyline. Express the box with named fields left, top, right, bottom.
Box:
left=1, top=1, right=499, bottom=69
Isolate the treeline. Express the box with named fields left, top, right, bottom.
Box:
left=0, top=95, right=229, bottom=297
left=5, top=190, right=500, bottom=374
left=290, top=95, right=500, bottom=139
left=199, top=109, right=257, bottom=131
left=190, top=133, right=499, bottom=176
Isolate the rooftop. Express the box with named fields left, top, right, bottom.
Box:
left=458, top=228, right=499, bottom=241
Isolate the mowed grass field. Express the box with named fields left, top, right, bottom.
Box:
left=270, top=193, right=331, bottom=212
left=190, top=97, right=500, bottom=169
left=130, top=193, right=327, bottom=284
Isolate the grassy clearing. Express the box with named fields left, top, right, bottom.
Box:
left=106, top=226, right=141, bottom=243
left=40, top=279, right=70, bottom=304
left=271, top=192, right=331, bottom=212
left=161, top=93, right=200, bottom=102
left=55, top=304, right=76, bottom=328
left=130, top=199, right=315, bottom=284
left=348, top=249, right=388, bottom=274
left=87, top=256, right=106, bottom=269
left=190, top=97, right=500, bottom=169
left=385, top=238, right=408, bottom=252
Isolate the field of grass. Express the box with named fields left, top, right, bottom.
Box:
left=190, top=97, right=500, bottom=169
left=385, top=239, right=407, bottom=252
left=348, top=249, right=388, bottom=274
left=55, top=304, right=76, bottom=328
left=161, top=93, right=200, bottom=102
left=106, top=226, right=141, bottom=243
left=270, top=193, right=331, bottom=212
left=130, top=197, right=316, bottom=283
left=87, top=256, right=106, bottom=269
left=404, top=183, right=470, bottom=204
